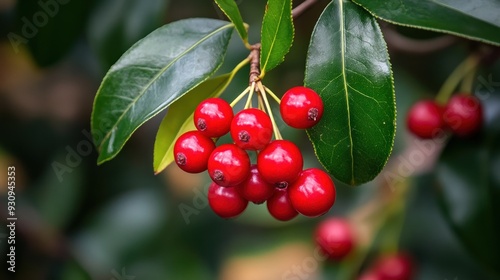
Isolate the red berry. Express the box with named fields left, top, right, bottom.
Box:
left=406, top=100, right=444, bottom=139
left=289, top=168, right=336, bottom=217
left=236, top=165, right=275, bottom=204
left=358, top=272, right=383, bottom=280
left=280, top=86, right=324, bottom=129
left=315, top=218, right=354, bottom=260
left=373, top=253, right=414, bottom=280
left=443, top=94, right=483, bottom=136
left=266, top=188, right=298, bottom=221
left=173, top=131, right=215, bottom=173
left=194, top=97, right=234, bottom=137
left=230, top=108, right=273, bottom=150
left=208, top=182, right=248, bottom=218
left=257, top=140, right=303, bottom=188
left=208, top=144, right=251, bottom=187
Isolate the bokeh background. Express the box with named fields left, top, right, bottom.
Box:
left=1, top=0, right=499, bottom=279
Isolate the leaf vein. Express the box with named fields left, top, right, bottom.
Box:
left=339, top=0, right=355, bottom=184
left=262, top=0, right=288, bottom=71
left=98, top=23, right=234, bottom=150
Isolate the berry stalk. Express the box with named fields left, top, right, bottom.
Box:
left=257, top=81, right=283, bottom=140
left=435, top=53, right=480, bottom=105
left=264, top=86, right=281, bottom=104
left=257, top=92, right=265, bottom=111
left=230, top=86, right=251, bottom=107
left=244, top=82, right=256, bottom=109
left=459, top=65, right=477, bottom=93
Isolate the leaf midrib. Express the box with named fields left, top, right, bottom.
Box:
left=339, top=0, right=355, bottom=184
left=98, top=23, right=234, bottom=151
left=215, top=0, right=247, bottom=41
left=261, top=0, right=288, bottom=71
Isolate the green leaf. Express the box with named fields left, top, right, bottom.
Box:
left=436, top=136, right=500, bottom=273
left=305, top=0, right=396, bottom=186
left=153, top=73, right=233, bottom=174
left=214, top=0, right=248, bottom=44
left=435, top=94, right=500, bottom=274
left=260, top=0, right=294, bottom=76
left=91, top=18, right=234, bottom=165
left=352, top=0, right=500, bottom=46
left=88, top=0, right=168, bottom=69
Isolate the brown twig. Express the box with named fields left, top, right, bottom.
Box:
left=249, top=43, right=261, bottom=84
left=381, top=22, right=458, bottom=54
left=244, top=0, right=319, bottom=84
left=292, top=0, right=319, bottom=19
left=246, top=0, right=320, bottom=83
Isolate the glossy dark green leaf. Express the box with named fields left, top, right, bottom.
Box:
left=91, top=18, right=234, bottom=165
left=353, top=0, right=500, bottom=46
left=88, top=0, right=168, bottom=69
left=153, top=73, right=232, bottom=174
left=260, top=0, right=294, bottom=76
left=436, top=136, right=500, bottom=272
left=10, top=0, right=96, bottom=66
left=436, top=94, right=500, bottom=274
left=305, top=0, right=396, bottom=186
left=214, top=0, right=248, bottom=44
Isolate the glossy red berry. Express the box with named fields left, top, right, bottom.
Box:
left=194, top=97, right=234, bottom=137
left=280, top=86, right=324, bottom=129
left=230, top=108, right=273, bottom=150
left=208, top=144, right=251, bottom=187
left=266, top=188, right=298, bottom=221
left=173, top=131, right=215, bottom=173
left=407, top=100, right=444, bottom=139
left=289, top=168, right=336, bottom=217
left=443, top=94, right=483, bottom=136
left=315, top=218, right=354, bottom=260
left=257, top=140, right=303, bottom=188
left=236, top=165, right=275, bottom=204
left=208, top=182, right=248, bottom=219
left=373, top=253, right=414, bottom=280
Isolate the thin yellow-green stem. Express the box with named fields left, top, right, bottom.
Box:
left=257, top=93, right=265, bottom=111
left=460, top=67, right=477, bottom=94
left=244, top=41, right=252, bottom=50
left=436, top=54, right=480, bottom=104
left=381, top=199, right=407, bottom=254
left=257, top=82, right=282, bottom=140
left=213, top=58, right=249, bottom=105
left=244, top=82, right=256, bottom=109
left=341, top=177, right=412, bottom=279
left=230, top=86, right=251, bottom=107
left=231, top=57, right=251, bottom=78
left=242, top=23, right=252, bottom=50
left=264, top=86, right=281, bottom=104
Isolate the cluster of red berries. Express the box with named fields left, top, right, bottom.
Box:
left=407, top=94, right=483, bottom=139
left=315, top=217, right=414, bottom=280
left=174, top=86, right=336, bottom=221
